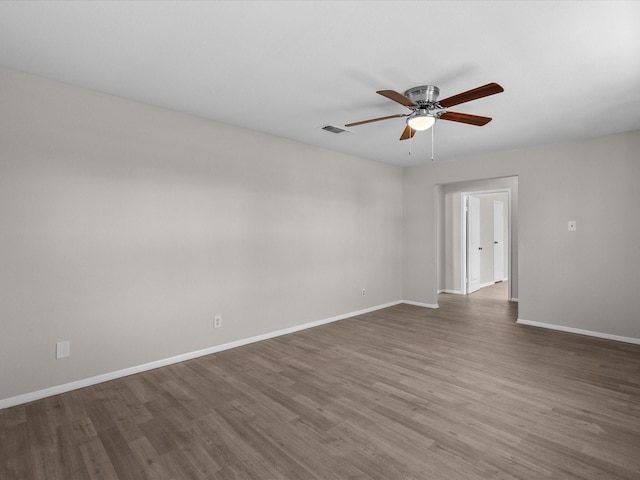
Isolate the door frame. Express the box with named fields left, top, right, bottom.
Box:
left=461, top=188, right=511, bottom=296
left=466, top=195, right=482, bottom=294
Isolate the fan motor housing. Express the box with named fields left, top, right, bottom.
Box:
left=404, top=85, right=440, bottom=105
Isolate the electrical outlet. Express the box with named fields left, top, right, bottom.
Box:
left=214, top=315, right=222, bottom=328
left=362, top=289, right=366, bottom=296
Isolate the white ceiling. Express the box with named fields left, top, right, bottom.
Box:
left=1, top=1, right=639, bottom=166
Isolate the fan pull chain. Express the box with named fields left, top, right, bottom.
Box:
left=431, top=123, right=435, bottom=161
left=409, top=129, right=412, bottom=156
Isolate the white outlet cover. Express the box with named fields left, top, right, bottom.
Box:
left=568, top=220, right=577, bottom=231
left=56, top=341, right=70, bottom=359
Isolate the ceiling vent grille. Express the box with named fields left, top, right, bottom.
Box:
left=321, top=124, right=351, bottom=135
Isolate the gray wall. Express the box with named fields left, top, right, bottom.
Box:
left=2, top=64, right=640, bottom=404
left=0, top=68, right=403, bottom=401
left=404, top=129, right=640, bottom=339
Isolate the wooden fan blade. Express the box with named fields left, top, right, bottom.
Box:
left=440, top=111, right=492, bottom=126
left=377, top=90, right=416, bottom=107
left=438, top=83, right=504, bottom=108
left=399, top=125, right=416, bottom=140
left=345, top=114, right=405, bottom=127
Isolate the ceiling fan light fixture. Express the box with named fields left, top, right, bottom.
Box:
left=407, top=114, right=436, bottom=131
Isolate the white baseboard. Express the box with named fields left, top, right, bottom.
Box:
left=516, top=318, right=640, bottom=345
left=0, top=300, right=403, bottom=410
left=402, top=300, right=439, bottom=309
left=479, top=281, right=496, bottom=289
left=510, top=297, right=519, bottom=302
left=438, top=289, right=464, bottom=295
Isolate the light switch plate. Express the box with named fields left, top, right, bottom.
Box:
left=568, top=220, right=577, bottom=231
left=56, top=341, right=70, bottom=359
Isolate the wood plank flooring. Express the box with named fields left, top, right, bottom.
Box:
left=2, top=283, right=640, bottom=479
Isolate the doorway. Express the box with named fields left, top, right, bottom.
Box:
left=462, top=190, right=510, bottom=296
left=436, top=176, right=518, bottom=302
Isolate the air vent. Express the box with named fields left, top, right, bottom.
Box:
left=321, top=124, right=351, bottom=135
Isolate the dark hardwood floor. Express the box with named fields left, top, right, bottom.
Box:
left=2, top=283, right=640, bottom=479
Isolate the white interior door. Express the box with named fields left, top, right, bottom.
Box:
left=493, top=200, right=505, bottom=282
left=467, top=195, right=481, bottom=294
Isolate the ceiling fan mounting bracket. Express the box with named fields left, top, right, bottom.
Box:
left=403, top=86, right=443, bottom=120
left=404, top=85, right=440, bottom=105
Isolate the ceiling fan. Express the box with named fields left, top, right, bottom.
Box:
left=345, top=83, right=504, bottom=140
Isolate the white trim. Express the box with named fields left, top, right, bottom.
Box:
left=461, top=194, right=467, bottom=295
left=516, top=318, right=640, bottom=345
left=510, top=297, right=519, bottom=302
left=438, top=289, right=464, bottom=295
left=0, top=301, right=402, bottom=410
left=402, top=300, right=439, bottom=309
left=479, top=281, right=496, bottom=290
